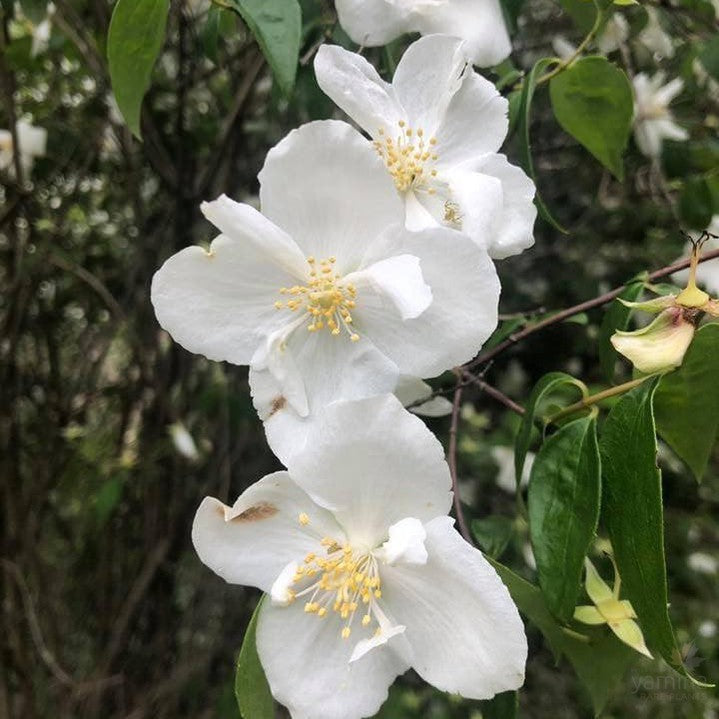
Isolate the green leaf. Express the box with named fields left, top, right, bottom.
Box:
left=224, top=0, right=301, bottom=96
left=654, top=324, right=719, bottom=481
left=515, top=372, right=585, bottom=488
left=599, top=278, right=647, bottom=382
left=679, top=176, right=715, bottom=230
left=107, top=0, right=170, bottom=139
left=600, top=379, right=710, bottom=685
left=235, top=598, right=274, bottom=719
left=549, top=56, right=633, bottom=180
left=481, top=690, right=518, bottom=719
left=517, top=59, right=568, bottom=232
left=699, top=35, right=719, bottom=83
left=489, top=558, right=636, bottom=714
left=528, top=416, right=601, bottom=622
left=471, top=516, right=515, bottom=559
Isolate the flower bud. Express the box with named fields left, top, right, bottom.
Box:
left=611, top=306, right=696, bottom=374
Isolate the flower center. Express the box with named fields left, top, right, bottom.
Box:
left=374, top=121, right=439, bottom=194
left=287, top=514, right=383, bottom=640
left=274, top=256, right=359, bottom=341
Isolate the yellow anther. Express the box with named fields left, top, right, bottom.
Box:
left=362, top=614, right=371, bottom=626
left=318, top=607, right=327, bottom=617
left=341, top=627, right=351, bottom=639
left=298, top=512, right=310, bottom=526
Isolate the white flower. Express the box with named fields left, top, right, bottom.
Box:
left=0, top=120, right=47, bottom=176
left=151, top=120, right=500, bottom=463
left=30, top=3, right=55, bottom=57
left=687, top=552, right=718, bottom=576
left=315, top=36, right=536, bottom=260
left=394, top=375, right=452, bottom=416
left=596, top=14, right=629, bottom=54
left=168, top=422, right=200, bottom=461
left=632, top=73, right=688, bottom=158
left=192, top=395, right=527, bottom=719
left=551, top=35, right=576, bottom=60
left=693, top=58, right=719, bottom=103
left=491, top=445, right=534, bottom=493
left=334, top=0, right=511, bottom=67
left=672, top=217, right=719, bottom=296
left=637, top=8, right=674, bottom=59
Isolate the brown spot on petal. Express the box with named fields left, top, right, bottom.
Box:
left=268, top=395, right=286, bottom=418
left=230, top=502, right=278, bottom=522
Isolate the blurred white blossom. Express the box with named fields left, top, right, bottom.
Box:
left=632, top=73, right=687, bottom=158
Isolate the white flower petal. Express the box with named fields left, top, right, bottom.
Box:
left=250, top=333, right=400, bottom=465
left=350, top=623, right=407, bottom=664
left=394, top=375, right=453, bottom=416
left=286, top=394, right=453, bottom=548
left=257, top=598, right=409, bottom=719
left=314, top=45, right=405, bottom=136
left=200, top=194, right=306, bottom=276
left=334, top=0, right=411, bottom=47
left=151, top=233, right=299, bottom=365
left=270, top=560, right=300, bottom=605
left=382, top=516, right=527, bottom=698
left=258, top=120, right=404, bottom=272
left=404, top=191, right=440, bottom=231
left=434, top=71, right=509, bottom=168
left=355, top=226, right=500, bottom=377
left=378, top=517, right=428, bottom=566
left=412, top=0, right=512, bottom=67
left=475, top=154, right=537, bottom=259
left=191, top=472, right=340, bottom=593
left=347, top=254, right=432, bottom=321
left=391, top=35, right=467, bottom=134
left=446, top=168, right=504, bottom=250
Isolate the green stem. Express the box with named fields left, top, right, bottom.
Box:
left=545, top=376, right=650, bottom=425
left=534, top=6, right=605, bottom=86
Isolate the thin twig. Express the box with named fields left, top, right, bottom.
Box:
left=448, top=373, right=472, bottom=544
left=462, top=372, right=526, bottom=416
left=466, top=246, right=719, bottom=371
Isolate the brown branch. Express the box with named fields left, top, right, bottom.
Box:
left=462, top=372, right=526, bottom=416
left=448, top=373, right=472, bottom=544
left=195, top=50, right=265, bottom=197
left=467, top=246, right=719, bottom=371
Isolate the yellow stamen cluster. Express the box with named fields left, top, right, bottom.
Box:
left=289, top=516, right=382, bottom=640
left=374, top=122, right=439, bottom=194
left=275, top=257, right=359, bottom=341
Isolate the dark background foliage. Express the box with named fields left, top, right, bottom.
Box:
left=1, top=0, right=717, bottom=717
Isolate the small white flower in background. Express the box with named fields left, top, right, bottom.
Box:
left=151, top=120, right=500, bottom=463
left=673, top=217, right=719, bottom=296
left=522, top=542, right=536, bottom=571
left=551, top=35, right=576, bottom=61
left=637, top=8, right=674, bottom=59
left=394, top=375, right=453, bottom=417
left=492, top=446, right=534, bottom=494
left=632, top=72, right=688, bottom=158
left=168, top=422, right=200, bottom=462
left=0, top=120, right=47, bottom=176
left=596, top=13, right=629, bottom=54
left=688, top=552, right=718, bottom=576
left=693, top=58, right=719, bottom=103
left=552, top=14, right=627, bottom=60
left=699, top=620, right=717, bottom=638
left=192, top=396, right=527, bottom=719
left=30, top=3, right=55, bottom=57
left=334, top=0, right=511, bottom=68
left=315, top=36, right=536, bottom=260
